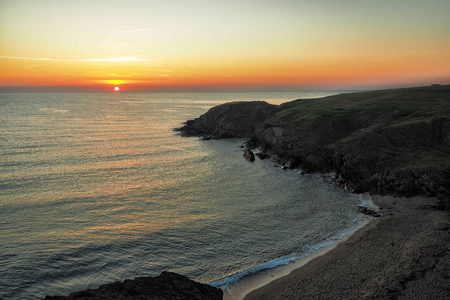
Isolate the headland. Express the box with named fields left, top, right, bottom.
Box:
left=177, top=85, right=450, bottom=208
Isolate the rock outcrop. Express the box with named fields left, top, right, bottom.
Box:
left=244, top=149, right=255, bottom=161
left=178, top=85, right=450, bottom=208
left=175, top=101, right=277, bottom=139
left=358, top=206, right=382, bottom=218
left=44, top=272, right=223, bottom=300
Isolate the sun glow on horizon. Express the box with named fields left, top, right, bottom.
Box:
left=0, top=1, right=449, bottom=92
left=114, top=86, right=120, bottom=92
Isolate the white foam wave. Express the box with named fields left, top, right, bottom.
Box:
left=209, top=223, right=360, bottom=289
left=209, top=194, right=373, bottom=289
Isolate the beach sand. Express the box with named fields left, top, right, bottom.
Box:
left=244, top=195, right=450, bottom=300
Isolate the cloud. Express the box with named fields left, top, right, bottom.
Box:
left=146, top=68, right=173, bottom=72
left=119, top=28, right=153, bottom=33
left=0, top=56, right=156, bottom=62
left=0, top=56, right=54, bottom=61
left=81, top=73, right=132, bottom=78
left=82, top=56, right=155, bottom=62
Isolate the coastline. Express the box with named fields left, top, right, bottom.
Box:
left=220, top=193, right=377, bottom=300
left=41, top=86, right=449, bottom=299
left=223, top=220, right=374, bottom=300
left=244, top=194, right=450, bottom=300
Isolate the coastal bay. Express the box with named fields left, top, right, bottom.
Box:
left=1, top=91, right=362, bottom=299
left=3, top=0, right=450, bottom=298
left=40, top=86, right=450, bottom=299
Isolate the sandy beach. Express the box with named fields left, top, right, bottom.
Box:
left=245, top=195, right=450, bottom=300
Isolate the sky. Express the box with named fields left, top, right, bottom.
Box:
left=1, top=0, right=449, bottom=92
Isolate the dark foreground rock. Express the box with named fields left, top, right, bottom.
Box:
left=177, top=85, right=450, bottom=208
left=44, top=271, right=223, bottom=300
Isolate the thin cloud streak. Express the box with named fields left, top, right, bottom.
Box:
left=119, top=28, right=153, bottom=33
left=83, top=56, right=156, bottom=62
left=0, top=56, right=156, bottom=62
left=0, top=56, right=54, bottom=61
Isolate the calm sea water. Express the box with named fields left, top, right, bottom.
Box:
left=1, top=91, right=363, bottom=299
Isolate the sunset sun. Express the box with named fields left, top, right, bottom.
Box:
left=114, top=86, right=120, bottom=92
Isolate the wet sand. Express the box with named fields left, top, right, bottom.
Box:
left=244, top=195, right=450, bottom=300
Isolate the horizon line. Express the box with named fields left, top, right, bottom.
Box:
left=1, top=83, right=447, bottom=93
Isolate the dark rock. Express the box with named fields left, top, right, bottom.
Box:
left=243, top=149, right=255, bottom=161
left=175, top=101, right=277, bottom=139
left=44, top=271, right=223, bottom=300
left=358, top=206, right=382, bottom=218
left=201, top=135, right=213, bottom=140
left=255, top=152, right=269, bottom=159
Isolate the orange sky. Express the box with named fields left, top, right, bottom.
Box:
left=1, top=0, right=449, bottom=92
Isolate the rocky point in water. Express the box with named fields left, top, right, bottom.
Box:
left=44, top=272, right=223, bottom=300
left=177, top=85, right=450, bottom=209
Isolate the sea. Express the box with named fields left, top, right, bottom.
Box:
left=1, top=90, right=365, bottom=299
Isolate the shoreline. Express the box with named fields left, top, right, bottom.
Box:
left=241, top=214, right=379, bottom=300
left=219, top=193, right=378, bottom=300
left=244, top=194, right=450, bottom=300
left=223, top=221, right=376, bottom=300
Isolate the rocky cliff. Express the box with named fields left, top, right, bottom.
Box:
left=176, top=101, right=277, bottom=139
left=44, top=272, right=223, bottom=300
left=178, top=85, right=450, bottom=208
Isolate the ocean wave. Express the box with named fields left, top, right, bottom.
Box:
left=209, top=194, right=373, bottom=289
left=209, top=222, right=361, bottom=289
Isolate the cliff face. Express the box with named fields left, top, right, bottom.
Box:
left=178, top=85, right=450, bottom=208
left=175, top=101, right=277, bottom=138
left=44, top=272, right=223, bottom=300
